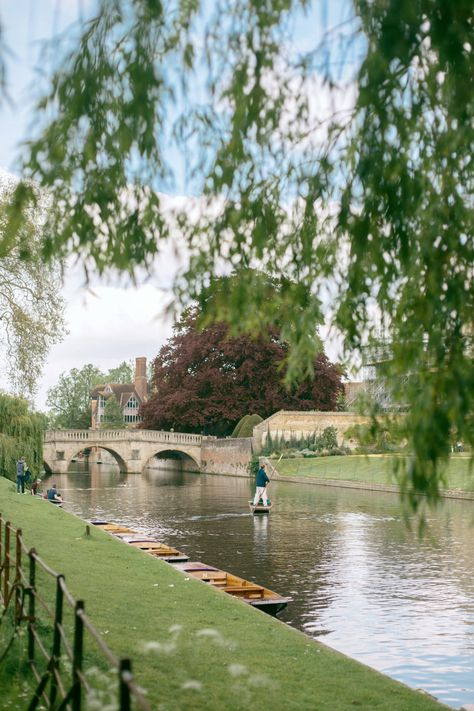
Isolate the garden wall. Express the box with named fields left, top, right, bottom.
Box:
left=252, top=410, right=370, bottom=452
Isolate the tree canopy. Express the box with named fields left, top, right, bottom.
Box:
left=102, top=393, right=126, bottom=429
left=46, top=360, right=134, bottom=429
left=141, top=308, right=343, bottom=435
left=0, top=1, right=473, bottom=504
left=0, top=176, right=66, bottom=396
left=0, top=392, right=44, bottom=481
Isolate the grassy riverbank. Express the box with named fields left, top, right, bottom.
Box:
left=272, top=453, right=474, bottom=492
left=0, top=477, right=447, bottom=710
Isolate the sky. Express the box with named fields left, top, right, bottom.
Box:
left=0, top=0, right=357, bottom=411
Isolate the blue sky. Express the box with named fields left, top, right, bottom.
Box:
left=0, top=0, right=357, bottom=409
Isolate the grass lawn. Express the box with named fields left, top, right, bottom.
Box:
left=0, top=477, right=448, bottom=710
left=274, top=453, right=474, bottom=492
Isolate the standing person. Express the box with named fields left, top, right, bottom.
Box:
left=16, top=457, right=26, bottom=494
left=253, top=463, right=270, bottom=506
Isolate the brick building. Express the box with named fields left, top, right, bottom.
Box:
left=90, top=357, right=148, bottom=429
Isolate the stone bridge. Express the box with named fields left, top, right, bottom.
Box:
left=44, top=429, right=205, bottom=474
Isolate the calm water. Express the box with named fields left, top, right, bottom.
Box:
left=49, top=463, right=474, bottom=709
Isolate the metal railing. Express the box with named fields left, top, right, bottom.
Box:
left=0, top=515, right=151, bottom=711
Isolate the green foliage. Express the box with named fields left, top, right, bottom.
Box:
left=47, top=364, right=104, bottom=429
left=248, top=454, right=260, bottom=478
left=102, top=394, right=125, bottom=429
left=345, top=418, right=407, bottom=455
left=231, top=413, right=263, bottom=438
left=0, top=177, right=66, bottom=396
left=0, top=392, right=44, bottom=480
left=263, top=426, right=342, bottom=458
left=106, top=360, right=134, bottom=384
left=1, top=1, right=473, bottom=505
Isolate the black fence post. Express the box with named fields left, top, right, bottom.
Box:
left=119, top=659, right=132, bottom=711
left=27, top=550, right=36, bottom=664
left=0, top=515, right=3, bottom=593
left=14, top=528, right=22, bottom=624
left=49, top=574, right=65, bottom=708
left=4, top=521, right=11, bottom=606
left=72, top=600, right=85, bottom=711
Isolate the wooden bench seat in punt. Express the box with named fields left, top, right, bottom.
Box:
left=189, top=571, right=228, bottom=583
left=128, top=541, right=172, bottom=550
left=223, top=585, right=265, bottom=599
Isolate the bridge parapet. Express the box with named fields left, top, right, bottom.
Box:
left=45, top=429, right=204, bottom=445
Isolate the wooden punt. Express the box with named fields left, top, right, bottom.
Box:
left=249, top=501, right=273, bottom=514
left=175, top=561, right=290, bottom=615
left=90, top=522, right=189, bottom=562
left=91, top=522, right=138, bottom=534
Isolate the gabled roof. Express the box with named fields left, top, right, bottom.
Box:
left=90, top=383, right=146, bottom=406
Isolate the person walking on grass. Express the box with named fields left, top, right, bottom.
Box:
left=16, top=457, right=26, bottom=494
left=253, top=463, right=270, bottom=506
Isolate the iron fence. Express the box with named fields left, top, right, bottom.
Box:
left=0, top=515, right=151, bottom=711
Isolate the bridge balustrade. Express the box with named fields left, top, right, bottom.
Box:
left=45, top=429, right=204, bottom=445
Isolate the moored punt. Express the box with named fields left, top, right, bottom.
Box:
left=176, top=561, right=290, bottom=615
left=90, top=522, right=189, bottom=562
left=91, top=522, right=138, bottom=534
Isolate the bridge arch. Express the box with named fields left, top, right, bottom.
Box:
left=88, top=446, right=128, bottom=473
left=144, top=447, right=200, bottom=470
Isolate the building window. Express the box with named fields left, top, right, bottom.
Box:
left=124, top=414, right=142, bottom=423
left=126, top=396, right=139, bottom=409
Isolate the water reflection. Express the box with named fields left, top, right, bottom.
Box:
left=49, top=462, right=474, bottom=710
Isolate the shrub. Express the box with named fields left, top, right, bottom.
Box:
left=231, top=414, right=263, bottom=438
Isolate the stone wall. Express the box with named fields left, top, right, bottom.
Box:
left=252, top=410, right=370, bottom=452
left=201, top=437, right=253, bottom=477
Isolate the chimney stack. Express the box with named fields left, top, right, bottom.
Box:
left=134, top=357, right=148, bottom=401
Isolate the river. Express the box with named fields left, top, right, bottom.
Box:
left=48, top=463, right=474, bottom=710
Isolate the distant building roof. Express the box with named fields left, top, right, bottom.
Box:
left=90, top=383, right=146, bottom=406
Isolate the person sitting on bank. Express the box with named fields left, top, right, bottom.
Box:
left=253, top=463, right=270, bottom=506
left=47, top=484, right=63, bottom=504
left=31, top=478, right=41, bottom=495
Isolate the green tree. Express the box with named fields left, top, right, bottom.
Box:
left=0, top=175, right=66, bottom=396
left=0, top=392, right=44, bottom=481
left=1, top=1, right=473, bottom=504
left=106, top=360, right=134, bottom=384
left=102, top=394, right=125, bottom=429
left=47, top=364, right=104, bottom=429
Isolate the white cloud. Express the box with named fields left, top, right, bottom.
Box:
left=35, top=279, right=175, bottom=410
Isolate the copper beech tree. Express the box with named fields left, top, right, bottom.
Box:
left=141, top=309, right=343, bottom=436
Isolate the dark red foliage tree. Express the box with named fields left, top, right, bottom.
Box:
left=141, top=309, right=343, bottom=435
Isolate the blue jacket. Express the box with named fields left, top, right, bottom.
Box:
left=256, top=467, right=269, bottom=487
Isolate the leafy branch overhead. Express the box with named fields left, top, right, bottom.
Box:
left=0, top=0, right=472, bottom=503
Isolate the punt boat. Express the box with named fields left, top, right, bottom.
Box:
left=90, top=521, right=189, bottom=562
left=174, top=561, right=290, bottom=615
left=248, top=500, right=273, bottom=514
